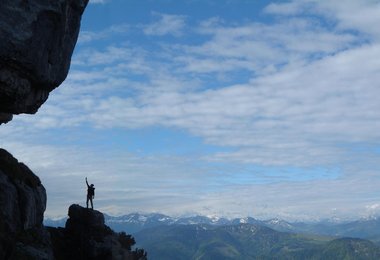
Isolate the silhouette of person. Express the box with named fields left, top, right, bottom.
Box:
left=86, top=177, right=95, bottom=209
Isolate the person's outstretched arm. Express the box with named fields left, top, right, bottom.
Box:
left=86, top=177, right=89, bottom=187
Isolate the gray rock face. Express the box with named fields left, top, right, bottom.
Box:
left=0, top=149, right=46, bottom=233
left=0, top=0, right=89, bottom=124
left=0, top=148, right=52, bottom=259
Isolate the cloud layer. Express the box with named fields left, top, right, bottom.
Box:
left=1, top=0, right=380, bottom=220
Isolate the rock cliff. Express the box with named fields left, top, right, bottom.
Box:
left=48, top=204, right=147, bottom=260
left=0, top=0, right=89, bottom=124
left=0, top=149, right=52, bottom=259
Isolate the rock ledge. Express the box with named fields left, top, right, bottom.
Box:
left=48, top=204, right=147, bottom=260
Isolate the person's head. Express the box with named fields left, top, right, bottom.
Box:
left=91, top=184, right=94, bottom=187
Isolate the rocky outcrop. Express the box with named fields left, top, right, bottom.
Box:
left=0, top=0, right=89, bottom=124
left=0, top=151, right=147, bottom=259
left=0, top=148, right=53, bottom=259
left=48, top=204, right=147, bottom=260
left=66, top=204, right=106, bottom=230
left=0, top=149, right=46, bottom=232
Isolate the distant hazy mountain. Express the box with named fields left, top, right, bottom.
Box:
left=290, top=217, right=380, bottom=243
left=134, top=224, right=380, bottom=260
left=44, top=213, right=380, bottom=243
left=104, top=213, right=176, bottom=233
left=104, top=214, right=262, bottom=234
left=44, top=217, right=67, bottom=228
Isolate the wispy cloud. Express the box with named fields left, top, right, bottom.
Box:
left=10, top=0, right=380, bottom=167
left=78, top=24, right=130, bottom=44
left=89, top=0, right=110, bottom=4
left=2, top=139, right=380, bottom=221
left=264, top=1, right=312, bottom=16
left=265, top=0, right=380, bottom=40
left=2, top=0, right=380, bottom=220
left=59, top=36, right=380, bottom=169
left=178, top=16, right=358, bottom=75
left=143, top=12, right=187, bottom=36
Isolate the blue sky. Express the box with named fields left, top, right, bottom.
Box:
left=2, top=0, right=380, bottom=221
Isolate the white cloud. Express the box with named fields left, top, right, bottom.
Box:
left=60, top=42, right=380, bottom=168
left=2, top=0, right=380, bottom=220
left=78, top=24, right=129, bottom=44
left=315, top=0, right=380, bottom=37
left=89, top=0, right=110, bottom=4
left=1, top=139, right=379, bottom=220
left=265, top=0, right=380, bottom=40
left=264, top=1, right=311, bottom=16
left=143, top=12, right=187, bottom=36
left=10, top=1, right=380, bottom=169
left=178, top=17, right=358, bottom=75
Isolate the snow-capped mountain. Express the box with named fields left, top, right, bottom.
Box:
left=44, top=212, right=260, bottom=233
left=263, top=218, right=296, bottom=232
left=104, top=213, right=177, bottom=233
left=44, top=213, right=380, bottom=241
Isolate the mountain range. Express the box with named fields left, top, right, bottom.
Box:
left=44, top=213, right=380, bottom=259
left=133, top=224, right=380, bottom=259
left=45, top=213, right=380, bottom=243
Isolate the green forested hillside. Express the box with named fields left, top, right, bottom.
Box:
left=135, top=224, right=380, bottom=260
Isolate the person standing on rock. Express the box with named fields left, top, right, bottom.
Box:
left=85, top=177, right=95, bottom=209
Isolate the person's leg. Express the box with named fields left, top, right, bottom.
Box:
left=86, top=196, right=89, bottom=208
left=90, top=198, right=93, bottom=209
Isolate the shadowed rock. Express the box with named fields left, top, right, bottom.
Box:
left=49, top=204, right=147, bottom=260
left=0, top=149, right=46, bottom=233
left=66, top=204, right=105, bottom=231
left=0, top=148, right=52, bottom=259
left=0, top=0, right=89, bottom=124
left=0, top=113, right=12, bottom=124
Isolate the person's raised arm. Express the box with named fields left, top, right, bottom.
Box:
left=86, top=177, right=89, bottom=187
